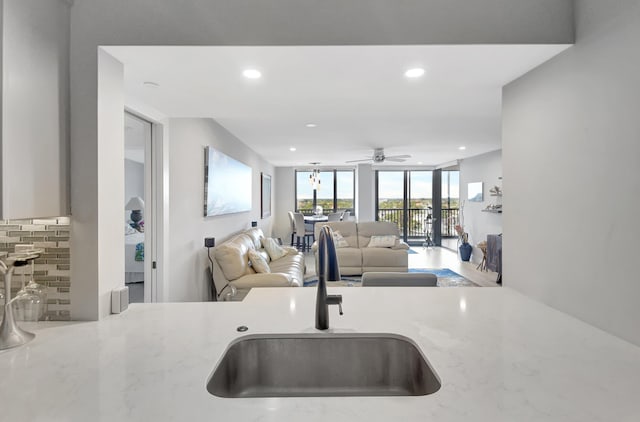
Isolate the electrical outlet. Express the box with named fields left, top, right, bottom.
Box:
left=204, top=237, right=215, bottom=248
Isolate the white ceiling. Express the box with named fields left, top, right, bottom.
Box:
left=105, top=45, right=570, bottom=167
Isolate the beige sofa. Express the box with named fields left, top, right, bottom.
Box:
left=212, top=228, right=305, bottom=300
left=312, top=221, right=409, bottom=275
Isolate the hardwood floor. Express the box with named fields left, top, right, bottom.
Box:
left=409, top=246, right=500, bottom=287
left=304, top=246, right=500, bottom=287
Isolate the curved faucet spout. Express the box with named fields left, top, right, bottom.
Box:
left=316, top=225, right=343, bottom=330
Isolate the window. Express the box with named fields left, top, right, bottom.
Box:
left=295, top=170, right=354, bottom=214
left=441, top=170, right=460, bottom=237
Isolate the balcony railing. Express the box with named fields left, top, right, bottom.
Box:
left=377, top=208, right=460, bottom=238
left=297, top=208, right=352, bottom=216
left=296, top=206, right=460, bottom=239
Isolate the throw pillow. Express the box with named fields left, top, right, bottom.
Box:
left=367, top=235, right=397, bottom=248
left=256, top=248, right=271, bottom=262
left=263, top=237, right=288, bottom=261
left=332, top=230, right=350, bottom=248
left=282, top=246, right=299, bottom=255
left=248, top=249, right=271, bottom=273
left=391, top=238, right=410, bottom=250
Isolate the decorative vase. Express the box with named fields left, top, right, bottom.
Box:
left=459, top=242, right=472, bottom=262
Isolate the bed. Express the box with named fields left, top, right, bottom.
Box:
left=125, top=229, right=145, bottom=283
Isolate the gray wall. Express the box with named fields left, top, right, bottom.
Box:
left=503, top=0, right=640, bottom=345
left=459, top=150, right=502, bottom=264
left=1, top=0, right=70, bottom=219
left=167, top=118, right=274, bottom=302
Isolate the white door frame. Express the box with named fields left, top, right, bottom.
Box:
left=124, top=109, right=166, bottom=303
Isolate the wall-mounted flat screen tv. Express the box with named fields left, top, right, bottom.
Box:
left=204, top=146, right=252, bottom=217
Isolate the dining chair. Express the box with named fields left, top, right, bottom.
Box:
left=287, top=211, right=296, bottom=246
left=293, top=212, right=314, bottom=251
left=327, top=212, right=342, bottom=222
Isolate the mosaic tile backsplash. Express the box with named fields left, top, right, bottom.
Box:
left=0, top=217, right=71, bottom=320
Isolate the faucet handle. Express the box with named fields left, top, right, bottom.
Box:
left=327, top=294, right=343, bottom=315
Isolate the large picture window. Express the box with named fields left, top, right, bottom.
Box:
left=295, top=170, right=354, bottom=214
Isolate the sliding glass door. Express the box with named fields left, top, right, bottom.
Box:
left=376, top=169, right=459, bottom=246
left=376, top=170, right=432, bottom=244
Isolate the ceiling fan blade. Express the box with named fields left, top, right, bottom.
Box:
left=384, top=157, right=407, bottom=162
left=345, top=158, right=373, bottom=163
left=385, top=154, right=412, bottom=160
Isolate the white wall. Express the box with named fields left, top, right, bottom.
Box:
left=124, top=159, right=144, bottom=225
left=503, top=0, right=640, bottom=346
left=356, top=164, right=375, bottom=222
left=69, top=0, right=574, bottom=319
left=167, top=118, right=274, bottom=302
left=96, top=49, right=125, bottom=318
left=459, top=150, right=502, bottom=264
left=124, top=160, right=144, bottom=205
left=274, top=167, right=296, bottom=243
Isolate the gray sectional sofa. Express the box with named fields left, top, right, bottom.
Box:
left=312, top=221, right=409, bottom=275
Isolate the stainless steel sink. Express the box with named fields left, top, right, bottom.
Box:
left=206, top=333, right=441, bottom=397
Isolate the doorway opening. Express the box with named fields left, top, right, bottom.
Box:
left=124, top=112, right=152, bottom=303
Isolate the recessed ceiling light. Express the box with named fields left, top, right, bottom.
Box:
left=289, top=147, right=297, bottom=152
left=404, top=68, right=425, bottom=78
left=305, top=123, right=317, bottom=128
left=242, top=69, right=262, bottom=79
left=417, top=161, right=423, bottom=165
left=458, top=146, right=467, bottom=151
left=143, top=81, right=160, bottom=88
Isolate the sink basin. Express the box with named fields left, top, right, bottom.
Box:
left=206, top=333, right=441, bottom=397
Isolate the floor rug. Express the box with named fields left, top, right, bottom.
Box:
left=303, top=268, right=478, bottom=287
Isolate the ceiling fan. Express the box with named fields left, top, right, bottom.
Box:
left=346, top=148, right=411, bottom=164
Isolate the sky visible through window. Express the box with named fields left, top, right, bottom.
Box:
left=378, top=171, right=460, bottom=199
left=297, top=171, right=352, bottom=199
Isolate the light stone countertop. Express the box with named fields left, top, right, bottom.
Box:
left=1, top=287, right=639, bottom=421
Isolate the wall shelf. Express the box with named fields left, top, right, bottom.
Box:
left=482, top=209, right=503, bottom=213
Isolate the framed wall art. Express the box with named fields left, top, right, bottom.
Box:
left=261, top=172, right=271, bottom=218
